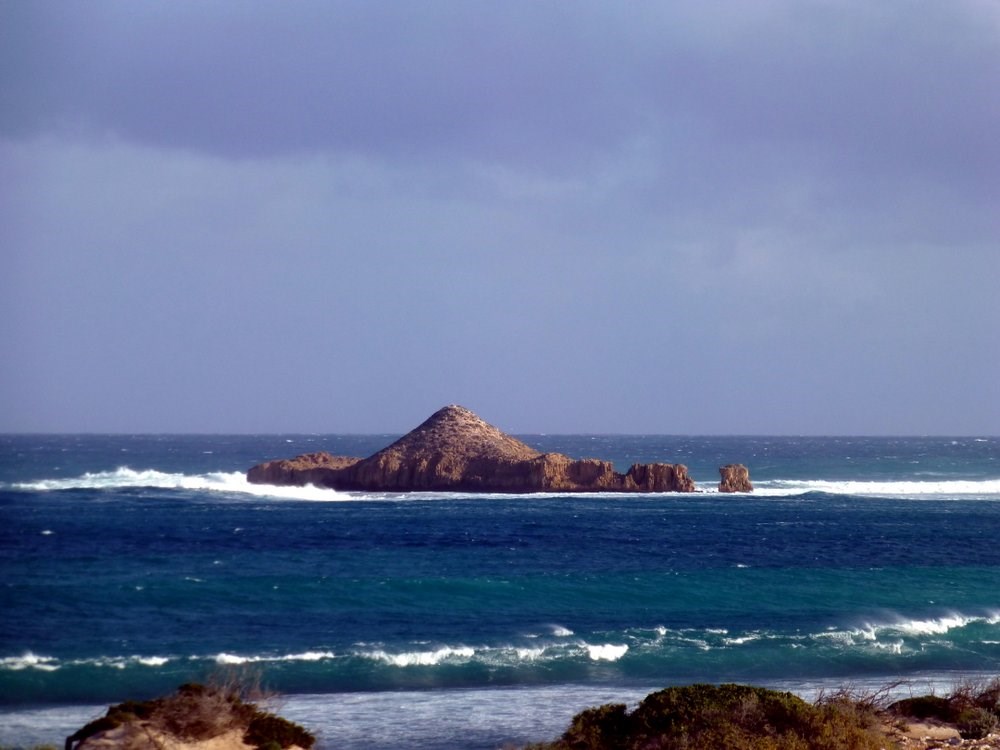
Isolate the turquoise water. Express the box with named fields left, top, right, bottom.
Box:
left=1, top=434, right=998, bottom=748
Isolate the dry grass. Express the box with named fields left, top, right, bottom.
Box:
left=66, top=670, right=313, bottom=750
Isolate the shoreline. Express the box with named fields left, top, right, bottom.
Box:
left=5, top=673, right=1000, bottom=749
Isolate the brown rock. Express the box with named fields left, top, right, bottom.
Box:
left=342, top=405, right=541, bottom=490
left=718, top=463, right=753, bottom=493
left=247, top=405, right=697, bottom=493
left=626, top=462, right=696, bottom=492
left=246, top=452, right=360, bottom=488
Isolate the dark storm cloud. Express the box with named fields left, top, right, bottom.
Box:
left=4, top=1, right=998, bottom=241
left=2, top=1, right=998, bottom=433
left=2, top=1, right=624, bottom=162
left=4, top=2, right=996, bottom=179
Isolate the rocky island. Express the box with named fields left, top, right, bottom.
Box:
left=247, top=405, right=714, bottom=493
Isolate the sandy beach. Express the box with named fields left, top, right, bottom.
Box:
left=893, top=721, right=999, bottom=749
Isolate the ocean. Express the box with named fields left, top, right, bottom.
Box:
left=2, top=433, right=999, bottom=749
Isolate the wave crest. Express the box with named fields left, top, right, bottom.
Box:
left=11, top=467, right=356, bottom=501
left=4, top=612, right=997, bottom=679
left=11, top=468, right=1000, bottom=501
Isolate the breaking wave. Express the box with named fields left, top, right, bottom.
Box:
left=1, top=652, right=172, bottom=672
left=11, top=468, right=1000, bottom=502
left=9, top=467, right=357, bottom=501
left=5, top=611, right=996, bottom=676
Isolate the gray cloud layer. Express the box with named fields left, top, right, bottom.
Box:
left=2, top=1, right=998, bottom=433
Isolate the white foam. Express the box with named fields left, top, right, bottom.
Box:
left=723, top=634, right=761, bottom=646
left=872, top=640, right=905, bottom=654
left=79, top=654, right=174, bottom=670
left=215, top=652, right=251, bottom=665
left=354, top=640, right=640, bottom=668
left=814, top=611, right=1000, bottom=648
left=585, top=643, right=629, bottom=661
left=514, top=647, right=547, bottom=661
left=0, top=652, right=174, bottom=672
left=0, top=652, right=59, bottom=671
left=367, top=646, right=476, bottom=667
left=890, top=615, right=972, bottom=636
left=12, top=467, right=358, bottom=502
left=17, top=468, right=999, bottom=501
left=213, top=650, right=337, bottom=665
left=286, top=650, right=338, bottom=662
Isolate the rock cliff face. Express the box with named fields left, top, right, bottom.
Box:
left=246, top=452, right=360, bottom=488
left=247, top=405, right=697, bottom=493
left=718, top=463, right=753, bottom=493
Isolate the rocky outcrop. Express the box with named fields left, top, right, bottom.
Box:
left=626, top=462, right=696, bottom=492
left=247, top=405, right=697, bottom=493
left=246, top=452, right=360, bottom=488
left=341, top=405, right=541, bottom=491
left=718, top=463, right=753, bottom=492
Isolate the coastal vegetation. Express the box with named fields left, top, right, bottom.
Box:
left=523, top=683, right=889, bottom=750
left=890, top=676, right=1000, bottom=740
left=21, top=676, right=998, bottom=750
left=524, top=678, right=1000, bottom=749
left=64, top=676, right=314, bottom=750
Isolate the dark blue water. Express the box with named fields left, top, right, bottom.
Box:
left=1, top=434, right=998, bottom=748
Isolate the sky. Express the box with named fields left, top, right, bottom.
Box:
left=2, top=1, right=998, bottom=435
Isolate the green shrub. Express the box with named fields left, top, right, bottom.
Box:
left=555, top=703, right=630, bottom=750
left=244, top=712, right=316, bottom=750
left=528, top=683, right=890, bottom=750
left=956, top=706, right=998, bottom=740
left=887, top=694, right=953, bottom=722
